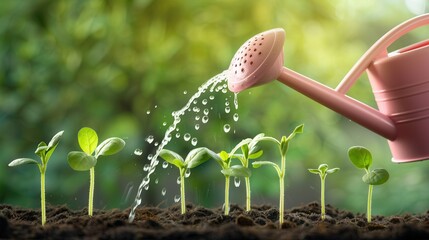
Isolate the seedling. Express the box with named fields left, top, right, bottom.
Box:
left=252, top=124, right=303, bottom=227
left=8, top=130, right=64, bottom=226
left=209, top=149, right=251, bottom=215
left=232, top=133, right=264, bottom=211
left=348, top=146, right=389, bottom=223
left=67, top=127, right=125, bottom=217
left=308, top=164, right=339, bottom=220
left=159, top=147, right=214, bottom=214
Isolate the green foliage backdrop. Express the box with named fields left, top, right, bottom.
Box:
left=2, top=0, right=429, bottom=215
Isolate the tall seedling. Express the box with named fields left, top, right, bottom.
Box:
left=67, top=127, right=125, bottom=216
left=8, top=130, right=64, bottom=226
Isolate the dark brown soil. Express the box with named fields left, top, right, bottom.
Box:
left=1, top=202, right=429, bottom=239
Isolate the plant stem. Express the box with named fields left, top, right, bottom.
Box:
left=89, top=167, right=95, bottom=217
left=279, top=175, right=284, bottom=227
left=224, top=176, right=230, bottom=215
left=40, top=172, right=46, bottom=226
left=320, top=176, right=326, bottom=220
left=367, top=184, right=373, bottom=223
left=245, top=177, right=251, bottom=211
left=180, top=169, right=186, bottom=214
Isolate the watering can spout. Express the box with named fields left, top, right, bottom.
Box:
left=227, top=14, right=429, bottom=163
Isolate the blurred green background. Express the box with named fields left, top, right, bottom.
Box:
left=2, top=0, right=429, bottom=217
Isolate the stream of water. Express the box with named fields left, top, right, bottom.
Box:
left=128, top=71, right=235, bottom=222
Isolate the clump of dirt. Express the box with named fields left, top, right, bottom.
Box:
left=1, top=202, right=429, bottom=239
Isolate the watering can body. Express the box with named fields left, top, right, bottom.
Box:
left=227, top=14, right=429, bottom=163
left=368, top=42, right=429, bottom=162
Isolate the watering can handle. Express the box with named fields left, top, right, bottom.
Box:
left=336, top=14, right=429, bottom=94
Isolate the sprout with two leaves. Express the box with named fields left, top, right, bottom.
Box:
left=67, top=127, right=125, bottom=217
left=348, top=146, right=389, bottom=223
left=159, top=147, right=213, bottom=214
left=308, top=164, right=339, bottom=220
left=8, top=130, right=64, bottom=226
left=252, top=124, right=304, bottom=227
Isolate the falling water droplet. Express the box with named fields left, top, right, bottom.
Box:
left=233, top=113, right=239, bottom=122
left=146, top=135, right=154, bottom=144
left=202, top=99, right=208, bottom=105
left=223, top=124, right=231, bottom=133
left=155, top=178, right=159, bottom=184
left=193, top=107, right=200, bottom=112
left=195, top=115, right=200, bottom=121
left=183, top=90, right=187, bottom=95
left=154, top=142, right=159, bottom=147
left=209, top=95, right=215, bottom=100
left=175, top=132, right=181, bottom=138
left=234, top=177, right=241, bottom=187
left=154, top=105, right=158, bottom=108
left=222, top=88, right=227, bottom=93
left=134, top=149, right=143, bottom=156
left=234, top=93, right=239, bottom=109
left=162, top=161, right=169, bottom=168
left=191, top=137, right=198, bottom=146
left=195, top=124, right=200, bottom=130
left=174, top=195, right=181, bottom=203
left=162, top=122, right=167, bottom=126
left=143, top=164, right=150, bottom=171
left=161, top=188, right=167, bottom=196
left=144, top=184, right=149, bottom=190
left=177, top=176, right=181, bottom=184
left=185, top=168, right=191, bottom=178
left=202, top=116, right=209, bottom=124
left=147, top=154, right=153, bottom=161
left=203, top=108, right=209, bottom=115
left=225, top=106, right=230, bottom=113
left=225, top=101, right=230, bottom=106
left=193, top=100, right=198, bottom=104
left=184, top=133, right=191, bottom=141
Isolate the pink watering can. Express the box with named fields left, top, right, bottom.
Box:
left=227, top=14, right=429, bottom=163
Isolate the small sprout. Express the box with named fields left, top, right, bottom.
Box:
left=252, top=124, right=304, bottom=227
left=231, top=133, right=264, bottom=211
left=8, top=130, right=64, bottom=226
left=308, top=164, right=339, bottom=220
left=159, top=147, right=213, bottom=214
left=67, top=127, right=125, bottom=217
left=209, top=148, right=251, bottom=216
left=348, top=146, right=389, bottom=223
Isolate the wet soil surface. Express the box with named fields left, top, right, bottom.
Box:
left=1, top=202, right=429, bottom=239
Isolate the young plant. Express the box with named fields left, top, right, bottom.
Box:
left=348, top=146, right=389, bottom=223
left=308, top=163, right=339, bottom=220
left=232, top=133, right=264, bottom=212
left=159, top=147, right=213, bottom=214
left=8, top=130, right=64, bottom=226
left=209, top=150, right=251, bottom=215
left=67, top=127, right=125, bottom=217
left=252, top=124, right=304, bottom=227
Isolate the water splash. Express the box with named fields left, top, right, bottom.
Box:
left=128, top=71, right=228, bottom=222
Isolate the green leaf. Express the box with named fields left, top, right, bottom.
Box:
left=185, top=147, right=211, bottom=169
left=47, top=130, right=64, bottom=151
left=159, top=149, right=185, bottom=168
left=252, top=160, right=281, bottom=177
left=327, top=168, right=340, bottom=174
left=348, top=146, right=372, bottom=170
left=308, top=169, right=320, bottom=174
left=8, top=158, right=39, bottom=167
left=259, top=136, right=280, bottom=145
left=67, top=151, right=97, bottom=171
left=318, top=164, right=328, bottom=173
left=35, top=142, right=48, bottom=157
left=241, top=144, right=249, bottom=160
left=289, top=124, right=304, bottom=139
left=219, top=151, right=229, bottom=161
left=221, top=165, right=251, bottom=177
left=362, top=168, right=389, bottom=185
left=78, top=127, right=98, bottom=155
left=249, top=148, right=263, bottom=159
left=280, top=136, right=289, bottom=156
left=95, top=137, right=125, bottom=158
left=230, top=138, right=251, bottom=156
